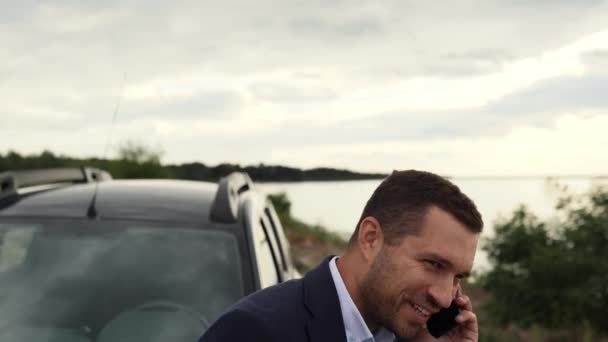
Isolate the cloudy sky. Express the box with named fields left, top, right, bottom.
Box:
left=2, top=0, right=608, bottom=175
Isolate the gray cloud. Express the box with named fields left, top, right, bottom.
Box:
left=424, top=49, right=514, bottom=77
left=357, top=48, right=513, bottom=81
left=249, top=83, right=337, bottom=104
left=239, top=69, right=608, bottom=146
left=2, top=0, right=608, bottom=168
left=441, top=50, right=513, bottom=63
left=581, top=49, right=608, bottom=73
left=2, top=0, right=608, bottom=92
left=178, top=111, right=482, bottom=149
left=287, top=13, right=386, bottom=38
left=486, top=75, right=608, bottom=115
left=583, top=49, right=608, bottom=59
left=122, top=91, right=243, bottom=121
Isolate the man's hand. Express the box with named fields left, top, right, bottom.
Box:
left=410, top=294, right=478, bottom=342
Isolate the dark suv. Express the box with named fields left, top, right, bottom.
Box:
left=0, top=167, right=298, bottom=342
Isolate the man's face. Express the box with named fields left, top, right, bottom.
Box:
left=359, top=206, right=479, bottom=338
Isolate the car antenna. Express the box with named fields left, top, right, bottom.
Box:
left=87, top=73, right=127, bottom=219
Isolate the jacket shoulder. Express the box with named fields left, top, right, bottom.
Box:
left=202, top=279, right=309, bottom=341
left=199, top=308, right=276, bottom=342
left=238, top=278, right=307, bottom=319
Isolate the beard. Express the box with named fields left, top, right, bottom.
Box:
left=358, top=248, right=424, bottom=339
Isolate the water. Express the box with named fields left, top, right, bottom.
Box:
left=259, top=177, right=607, bottom=272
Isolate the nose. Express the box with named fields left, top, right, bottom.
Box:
left=427, top=279, right=454, bottom=309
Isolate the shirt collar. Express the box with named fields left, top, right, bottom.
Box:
left=329, top=256, right=396, bottom=342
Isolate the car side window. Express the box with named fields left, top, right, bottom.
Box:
left=263, top=207, right=288, bottom=272
left=261, top=214, right=285, bottom=274
left=266, top=204, right=296, bottom=274
left=251, top=217, right=279, bottom=288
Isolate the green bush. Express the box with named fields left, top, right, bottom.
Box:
left=479, top=186, right=608, bottom=337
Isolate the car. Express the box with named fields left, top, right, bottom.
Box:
left=0, top=167, right=299, bottom=342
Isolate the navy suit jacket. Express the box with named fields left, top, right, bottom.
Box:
left=199, top=256, right=406, bottom=342
left=198, top=256, right=347, bottom=341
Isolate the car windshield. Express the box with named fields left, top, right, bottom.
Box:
left=0, top=220, right=244, bottom=342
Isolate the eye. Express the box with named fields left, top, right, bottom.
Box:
left=454, top=274, right=469, bottom=285
left=426, top=260, right=442, bottom=269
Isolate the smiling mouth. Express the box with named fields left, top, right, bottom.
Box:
left=408, top=301, right=431, bottom=318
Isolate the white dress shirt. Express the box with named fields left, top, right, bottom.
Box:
left=329, top=256, right=396, bottom=342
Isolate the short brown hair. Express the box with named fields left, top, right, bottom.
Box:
left=349, top=170, right=483, bottom=246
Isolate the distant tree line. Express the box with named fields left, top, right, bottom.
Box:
left=0, top=148, right=386, bottom=182
left=166, top=162, right=386, bottom=182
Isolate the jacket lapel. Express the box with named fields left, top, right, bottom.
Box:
left=303, top=256, right=347, bottom=342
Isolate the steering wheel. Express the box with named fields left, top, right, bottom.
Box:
left=132, top=300, right=210, bottom=327
left=96, top=300, right=209, bottom=342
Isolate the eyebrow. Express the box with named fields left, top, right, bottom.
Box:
left=424, top=252, right=471, bottom=278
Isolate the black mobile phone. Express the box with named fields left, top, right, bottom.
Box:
left=426, top=301, right=460, bottom=338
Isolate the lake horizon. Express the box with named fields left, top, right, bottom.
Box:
left=260, top=177, right=608, bottom=272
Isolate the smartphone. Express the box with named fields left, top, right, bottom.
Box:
left=426, top=301, right=460, bottom=338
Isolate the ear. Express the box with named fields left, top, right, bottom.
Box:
left=357, top=216, right=384, bottom=263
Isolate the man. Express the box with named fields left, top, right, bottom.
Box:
left=199, top=170, right=483, bottom=342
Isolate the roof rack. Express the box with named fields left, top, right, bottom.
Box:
left=0, top=167, right=112, bottom=203
left=209, top=172, right=253, bottom=223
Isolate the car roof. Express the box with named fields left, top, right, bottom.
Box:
left=0, top=179, right=220, bottom=223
